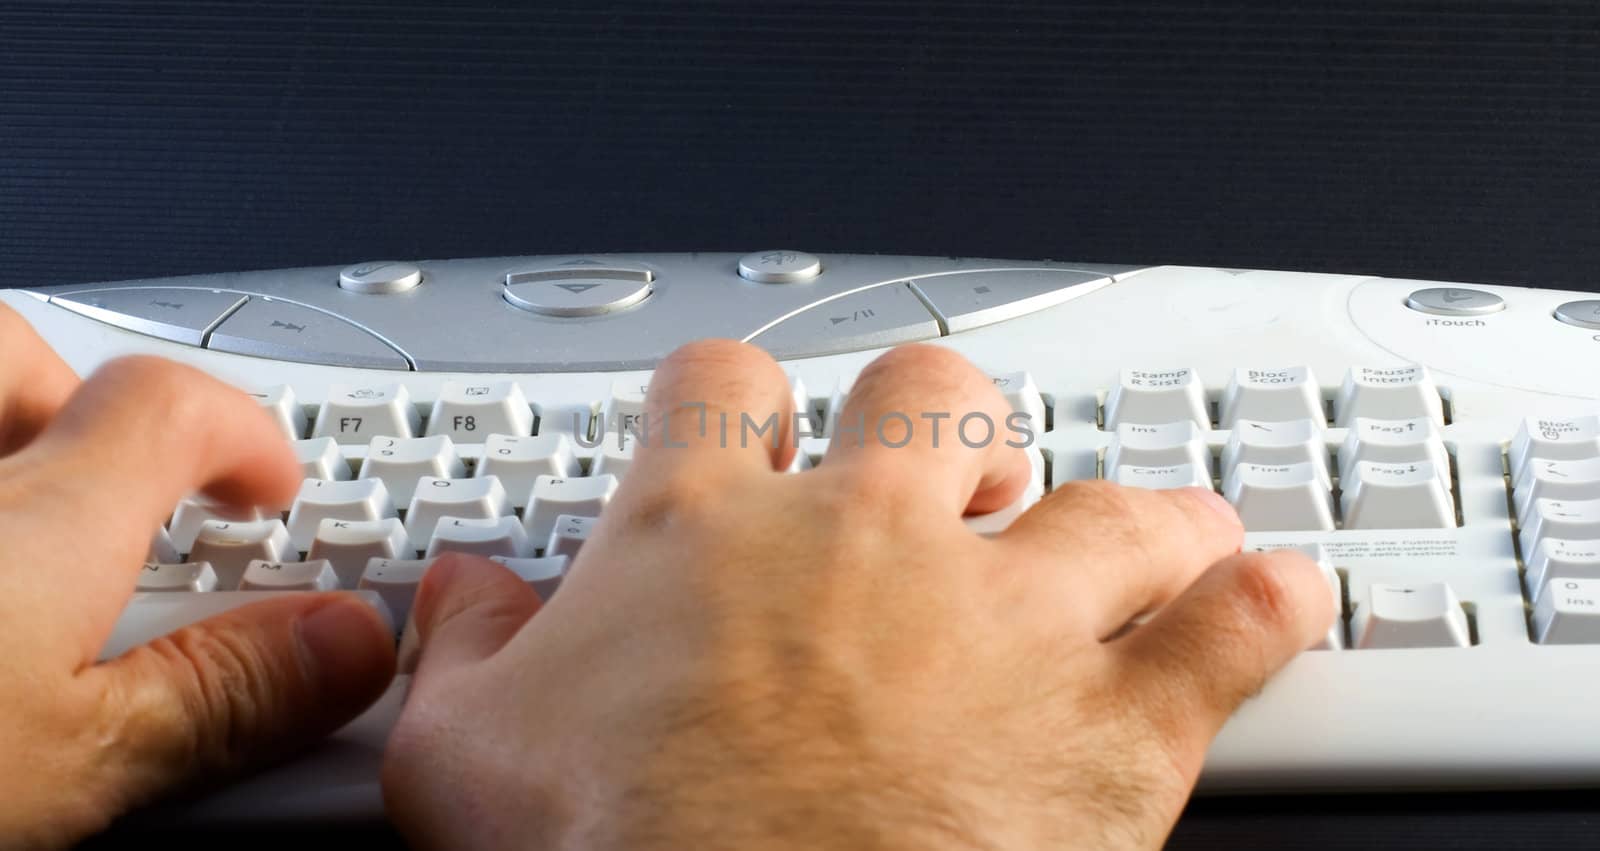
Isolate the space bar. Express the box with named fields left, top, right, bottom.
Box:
left=101, top=591, right=396, bottom=661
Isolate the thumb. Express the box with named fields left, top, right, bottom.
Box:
left=404, top=553, right=543, bottom=682
left=83, top=592, right=395, bottom=807
left=1109, top=549, right=1336, bottom=771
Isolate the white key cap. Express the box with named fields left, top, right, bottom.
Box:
left=1102, top=368, right=1209, bottom=428
left=427, top=381, right=535, bottom=441
left=240, top=559, right=340, bottom=592
left=786, top=450, right=815, bottom=473
left=489, top=555, right=569, bottom=601
left=1283, top=543, right=1344, bottom=650
left=1113, top=463, right=1212, bottom=490
left=1104, top=421, right=1212, bottom=475
left=1533, top=578, right=1600, bottom=644
left=103, top=591, right=393, bottom=660
left=547, top=514, right=597, bottom=560
left=825, top=374, right=858, bottom=438
left=1222, top=463, right=1335, bottom=531
left=788, top=375, right=818, bottom=438
left=285, top=478, right=399, bottom=550
left=1339, top=461, right=1454, bottom=530
left=524, top=475, right=618, bottom=549
left=249, top=385, right=306, bottom=440
left=964, top=448, right=1046, bottom=535
left=1352, top=582, right=1471, bottom=649
left=1220, top=419, right=1329, bottom=486
left=1218, top=367, right=1323, bottom=427
left=1513, top=457, right=1600, bottom=524
left=358, top=558, right=433, bottom=629
left=357, top=435, right=466, bottom=506
left=1332, top=366, right=1444, bottom=427
left=188, top=519, right=296, bottom=589
left=1520, top=498, right=1600, bottom=556
left=425, top=515, right=533, bottom=559
left=1509, top=416, right=1600, bottom=481
left=148, top=528, right=179, bottom=564
left=1526, top=538, right=1600, bottom=603
left=405, top=476, right=511, bottom=543
left=1338, top=417, right=1450, bottom=490
left=478, top=433, right=580, bottom=510
left=989, top=371, right=1047, bottom=435
left=307, top=517, right=414, bottom=588
left=312, top=384, right=420, bottom=444
left=599, top=379, right=651, bottom=442
left=293, top=437, right=351, bottom=481
left=168, top=499, right=265, bottom=553
left=137, top=561, right=218, bottom=593
left=590, top=439, right=636, bottom=480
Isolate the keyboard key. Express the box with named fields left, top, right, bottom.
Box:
left=1338, top=418, right=1450, bottom=491
left=1339, top=461, right=1454, bottom=530
left=1332, top=366, right=1444, bottom=427
left=824, top=374, right=857, bottom=438
left=1282, top=543, right=1343, bottom=650
left=1352, top=582, right=1472, bottom=649
left=1520, top=498, right=1600, bottom=556
left=240, top=559, right=340, bottom=592
left=1102, top=368, right=1209, bottom=428
left=136, top=561, right=218, bottom=593
left=1222, top=463, right=1335, bottom=531
left=188, top=519, right=296, bottom=589
left=358, top=558, right=433, bottom=629
left=307, top=517, right=414, bottom=587
left=1104, top=421, right=1212, bottom=475
left=249, top=385, right=306, bottom=439
left=1533, top=578, right=1600, bottom=644
left=105, top=591, right=394, bottom=660
left=964, top=447, right=1046, bottom=535
left=1220, top=419, right=1329, bottom=486
left=1509, top=416, right=1600, bottom=481
left=477, top=433, right=581, bottom=508
left=599, top=379, right=651, bottom=442
left=788, top=375, right=818, bottom=437
left=1218, top=367, right=1324, bottom=427
left=404, top=476, right=511, bottom=544
left=148, top=527, right=179, bottom=564
left=424, top=515, right=534, bottom=559
left=590, top=439, right=636, bottom=480
left=292, top=437, right=351, bottom=481
left=285, top=478, right=399, bottom=550
left=312, top=384, right=420, bottom=444
left=989, top=371, right=1047, bottom=434
left=1513, top=457, right=1600, bottom=523
left=489, top=555, right=569, bottom=601
left=1525, top=538, right=1600, bottom=603
left=426, top=381, right=535, bottom=441
left=1112, top=463, right=1212, bottom=490
left=546, top=514, right=597, bottom=560
left=168, top=498, right=266, bottom=554
left=524, top=475, right=618, bottom=550
left=357, top=435, right=467, bottom=506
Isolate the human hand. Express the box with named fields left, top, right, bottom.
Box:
left=0, top=306, right=395, bottom=848
left=383, top=340, right=1336, bottom=850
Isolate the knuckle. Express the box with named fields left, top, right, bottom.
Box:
left=137, top=624, right=282, bottom=767
left=1228, top=552, right=1303, bottom=632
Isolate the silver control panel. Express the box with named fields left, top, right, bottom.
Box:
left=32, top=253, right=1142, bottom=372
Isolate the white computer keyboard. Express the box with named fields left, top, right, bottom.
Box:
left=8, top=251, right=1600, bottom=823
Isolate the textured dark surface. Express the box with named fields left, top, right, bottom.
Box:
left=11, top=2, right=1600, bottom=847
left=3, top=1, right=1599, bottom=291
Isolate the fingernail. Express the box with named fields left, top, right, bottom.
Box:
left=1183, top=486, right=1239, bottom=523
left=296, top=597, right=396, bottom=702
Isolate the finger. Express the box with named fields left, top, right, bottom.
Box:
left=84, top=593, right=395, bottom=808
left=4, top=355, right=302, bottom=658
left=0, top=303, right=79, bottom=454
left=823, top=344, right=1031, bottom=516
left=1109, top=549, right=1337, bottom=768
left=998, top=481, right=1244, bottom=638
left=627, top=338, right=797, bottom=484
left=408, top=553, right=543, bottom=681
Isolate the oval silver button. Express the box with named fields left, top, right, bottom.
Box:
left=339, top=262, right=422, bottom=294
left=1404, top=287, right=1505, bottom=316
left=1554, top=300, right=1600, bottom=330
left=503, top=277, right=653, bottom=317
left=738, top=250, right=822, bottom=284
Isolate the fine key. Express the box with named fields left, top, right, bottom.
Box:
left=1222, top=463, right=1335, bottom=531
left=1352, top=582, right=1472, bottom=649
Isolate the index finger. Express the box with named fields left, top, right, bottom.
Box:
left=1, top=355, right=301, bottom=662
left=0, top=303, right=80, bottom=454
